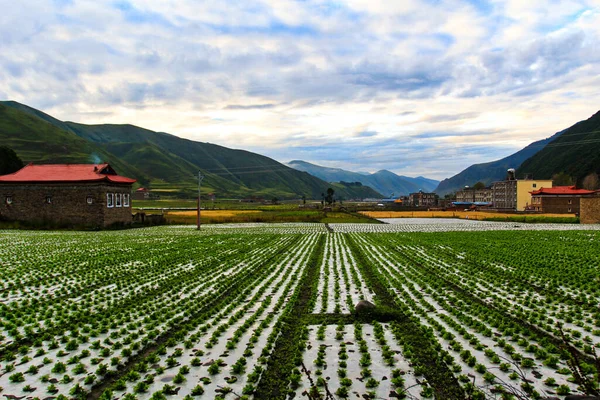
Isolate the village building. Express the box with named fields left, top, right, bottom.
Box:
left=455, top=187, right=493, bottom=204
left=0, top=163, right=136, bottom=227
left=491, top=169, right=553, bottom=211
left=132, top=187, right=160, bottom=201
left=530, top=186, right=597, bottom=214
left=408, top=190, right=437, bottom=208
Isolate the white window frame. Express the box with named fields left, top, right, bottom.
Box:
left=107, top=193, right=114, bottom=208
left=87, top=196, right=93, bottom=205
left=45, top=196, right=52, bottom=204
left=116, top=193, right=122, bottom=208
left=123, top=194, right=130, bottom=207
left=5, top=196, right=12, bottom=205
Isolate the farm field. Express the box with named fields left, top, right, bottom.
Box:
left=361, top=211, right=579, bottom=224
left=1, top=224, right=600, bottom=399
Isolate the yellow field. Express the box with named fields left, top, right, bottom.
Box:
left=167, top=210, right=262, bottom=218
left=360, top=211, right=577, bottom=220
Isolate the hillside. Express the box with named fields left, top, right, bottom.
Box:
left=0, top=101, right=381, bottom=199
left=288, top=160, right=438, bottom=196
left=0, top=103, right=150, bottom=184
left=434, top=131, right=564, bottom=196
left=517, top=110, right=600, bottom=183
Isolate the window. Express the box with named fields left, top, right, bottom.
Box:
left=123, top=194, right=130, bottom=207
left=533, top=183, right=537, bottom=188
left=107, top=193, right=114, bottom=208
left=116, top=193, right=122, bottom=207
left=45, top=196, right=52, bottom=204
left=5, top=196, right=12, bottom=205
left=568, top=208, right=572, bottom=213
left=87, top=196, right=93, bottom=205
left=568, top=199, right=572, bottom=205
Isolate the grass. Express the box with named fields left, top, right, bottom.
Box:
left=361, top=210, right=579, bottom=223
left=132, top=199, right=307, bottom=210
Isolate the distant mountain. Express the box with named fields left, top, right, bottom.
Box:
left=0, top=101, right=381, bottom=199
left=434, top=130, right=564, bottom=196
left=517, top=110, right=600, bottom=183
left=288, top=160, right=439, bottom=196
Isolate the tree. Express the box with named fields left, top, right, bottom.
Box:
left=581, top=172, right=600, bottom=190
left=0, top=146, right=24, bottom=175
left=325, top=188, right=335, bottom=205
left=552, top=172, right=574, bottom=186
left=301, top=195, right=306, bottom=205
left=472, top=182, right=486, bottom=190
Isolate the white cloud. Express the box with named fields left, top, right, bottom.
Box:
left=1, top=0, right=599, bottom=179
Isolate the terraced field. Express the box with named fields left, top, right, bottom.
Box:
left=1, top=223, right=599, bottom=399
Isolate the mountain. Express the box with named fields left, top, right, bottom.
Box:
left=517, top=110, right=600, bottom=183
left=0, top=101, right=382, bottom=199
left=288, top=160, right=439, bottom=196
left=434, top=130, right=564, bottom=196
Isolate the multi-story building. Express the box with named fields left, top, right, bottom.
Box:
left=408, top=190, right=437, bottom=208
left=492, top=178, right=553, bottom=211
left=455, top=187, right=493, bottom=204
left=530, top=186, right=597, bottom=214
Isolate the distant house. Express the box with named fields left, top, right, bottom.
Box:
left=455, top=187, right=493, bottom=204
left=132, top=187, right=160, bottom=200
left=408, top=190, right=437, bottom=208
left=0, top=163, right=136, bottom=227
left=530, top=186, right=597, bottom=214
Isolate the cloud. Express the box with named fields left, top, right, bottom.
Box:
left=1, top=0, right=599, bottom=179
left=422, top=112, right=481, bottom=123
left=224, top=104, right=276, bottom=110
left=354, top=130, right=378, bottom=138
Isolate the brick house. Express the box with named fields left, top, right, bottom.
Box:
left=0, top=163, right=136, bottom=227
left=530, top=186, right=597, bottom=214
left=408, top=190, right=438, bottom=208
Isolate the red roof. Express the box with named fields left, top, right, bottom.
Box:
left=0, top=163, right=136, bottom=184
left=531, top=186, right=595, bottom=196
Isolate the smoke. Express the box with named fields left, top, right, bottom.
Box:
left=89, top=153, right=102, bottom=164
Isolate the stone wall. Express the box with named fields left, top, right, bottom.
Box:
left=540, top=197, right=581, bottom=214
left=0, top=183, right=132, bottom=227
left=580, top=197, right=600, bottom=224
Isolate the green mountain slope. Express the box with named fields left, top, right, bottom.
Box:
left=0, top=101, right=381, bottom=199
left=288, top=160, right=439, bottom=196
left=434, top=131, right=564, bottom=196
left=0, top=103, right=150, bottom=184
left=517, top=110, right=600, bottom=183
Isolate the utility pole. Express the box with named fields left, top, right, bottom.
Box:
left=197, top=171, right=204, bottom=230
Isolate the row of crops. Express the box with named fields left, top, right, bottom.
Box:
left=1, top=225, right=599, bottom=399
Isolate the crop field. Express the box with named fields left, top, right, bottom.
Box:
left=1, top=224, right=600, bottom=400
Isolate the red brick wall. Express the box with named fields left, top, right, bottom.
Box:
left=0, top=183, right=132, bottom=227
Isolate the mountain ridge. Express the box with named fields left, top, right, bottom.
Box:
left=434, top=130, right=565, bottom=196
left=288, top=160, right=439, bottom=196
left=517, top=110, right=600, bottom=183
left=0, top=101, right=382, bottom=199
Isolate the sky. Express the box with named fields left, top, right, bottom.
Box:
left=1, top=0, right=599, bottom=180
